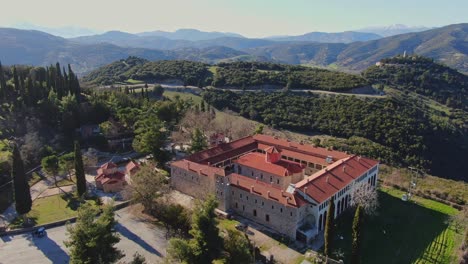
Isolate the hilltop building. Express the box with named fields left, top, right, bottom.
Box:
left=170, top=134, right=379, bottom=243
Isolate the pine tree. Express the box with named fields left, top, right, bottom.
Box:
left=74, top=141, right=87, bottom=196
left=200, top=100, right=206, bottom=112
left=11, top=144, right=32, bottom=219
left=65, top=203, right=123, bottom=264
left=351, top=205, right=363, bottom=264
left=324, top=197, right=335, bottom=257
left=190, top=128, right=207, bottom=153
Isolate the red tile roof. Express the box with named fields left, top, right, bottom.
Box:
left=235, top=152, right=304, bottom=177
left=125, top=161, right=140, bottom=176
left=96, top=171, right=125, bottom=185
left=253, top=134, right=349, bottom=161
left=171, top=159, right=226, bottom=177
left=229, top=173, right=307, bottom=208
left=186, top=136, right=257, bottom=164
left=100, top=162, right=117, bottom=169
left=295, top=155, right=379, bottom=203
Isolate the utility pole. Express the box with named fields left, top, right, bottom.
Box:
left=407, top=167, right=424, bottom=200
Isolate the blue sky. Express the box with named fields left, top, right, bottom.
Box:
left=1, top=0, right=466, bottom=37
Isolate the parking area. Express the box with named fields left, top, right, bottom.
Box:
left=0, top=206, right=167, bottom=264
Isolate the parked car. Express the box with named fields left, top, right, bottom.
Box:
left=235, top=223, right=248, bottom=232
left=32, top=227, right=46, bottom=237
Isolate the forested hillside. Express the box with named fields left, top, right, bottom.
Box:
left=203, top=90, right=468, bottom=180
left=83, top=59, right=369, bottom=91
left=363, top=55, right=468, bottom=110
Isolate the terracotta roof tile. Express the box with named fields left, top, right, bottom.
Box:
left=295, top=156, right=379, bottom=203
left=171, top=159, right=225, bottom=177
left=229, top=173, right=307, bottom=208
left=234, top=152, right=304, bottom=177
left=254, top=134, right=349, bottom=161
left=96, top=171, right=126, bottom=185
left=186, top=136, right=257, bottom=164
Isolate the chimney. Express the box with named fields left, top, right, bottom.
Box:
left=281, top=190, right=284, bottom=196
left=343, top=165, right=346, bottom=172
left=267, top=191, right=271, bottom=197
left=256, top=177, right=259, bottom=182
left=198, top=169, right=202, bottom=175
left=251, top=185, right=254, bottom=192
left=304, top=187, right=308, bottom=193
left=326, top=176, right=330, bottom=183
left=237, top=180, right=239, bottom=185
left=207, top=161, right=211, bottom=166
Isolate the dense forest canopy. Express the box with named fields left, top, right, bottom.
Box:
left=363, top=55, right=468, bottom=110
left=0, top=60, right=191, bottom=194
left=202, top=89, right=468, bottom=180
left=83, top=58, right=369, bottom=91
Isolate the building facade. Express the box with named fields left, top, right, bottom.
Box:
left=171, top=134, right=379, bottom=242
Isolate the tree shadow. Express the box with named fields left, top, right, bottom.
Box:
left=333, top=191, right=452, bottom=264
left=29, top=233, right=69, bottom=264
left=115, top=222, right=162, bottom=257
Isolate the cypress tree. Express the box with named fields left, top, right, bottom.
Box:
left=351, top=205, right=363, bottom=264
left=0, top=61, right=6, bottom=99
left=74, top=141, right=87, bottom=196
left=11, top=144, right=32, bottom=219
left=200, top=100, right=206, bottom=112
left=324, top=197, right=335, bottom=257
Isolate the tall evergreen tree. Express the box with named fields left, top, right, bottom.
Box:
left=65, top=203, right=123, bottom=264
left=74, top=141, right=87, bottom=196
left=324, top=197, right=335, bottom=257
left=11, top=144, right=32, bottom=220
left=351, top=205, right=363, bottom=264
left=200, top=100, right=206, bottom=112
left=190, top=128, right=207, bottom=153
left=0, top=61, right=6, bottom=99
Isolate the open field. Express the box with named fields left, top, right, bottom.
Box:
left=379, top=165, right=468, bottom=206
left=332, top=187, right=463, bottom=264
left=9, top=195, right=98, bottom=228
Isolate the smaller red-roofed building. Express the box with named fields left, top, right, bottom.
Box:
left=96, top=161, right=140, bottom=193
left=125, top=160, right=140, bottom=183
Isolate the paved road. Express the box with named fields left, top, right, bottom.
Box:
left=0, top=207, right=167, bottom=264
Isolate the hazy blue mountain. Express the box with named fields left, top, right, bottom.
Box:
left=266, top=31, right=382, bottom=43
left=136, top=28, right=244, bottom=41
left=249, top=23, right=468, bottom=73
left=10, top=22, right=101, bottom=38
left=0, top=28, right=252, bottom=74
left=356, top=24, right=433, bottom=37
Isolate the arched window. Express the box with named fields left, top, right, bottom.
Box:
left=318, top=214, right=323, bottom=231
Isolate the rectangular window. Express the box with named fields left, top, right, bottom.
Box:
left=272, top=205, right=274, bottom=209
left=255, top=199, right=257, bottom=204
left=276, top=179, right=280, bottom=184
left=266, top=214, right=270, bottom=222
left=280, top=208, right=283, bottom=213
left=243, top=205, right=245, bottom=211
left=235, top=202, right=238, bottom=208
left=253, top=209, right=257, bottom=217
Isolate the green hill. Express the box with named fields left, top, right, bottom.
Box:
left=83, top=59, right=368, bottom=91
left=363, top=55, right=468, bottom=110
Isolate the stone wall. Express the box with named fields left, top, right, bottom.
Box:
left=170, top=166, right=216, bottom=200
left=228, top=186, right=304, bottom=239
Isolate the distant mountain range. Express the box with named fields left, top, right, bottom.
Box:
left=356, top=24, right=433, bottom=37
left=265, top=31, right=381, bottom=43
left=10, top=22, right=102, bottom=38
left=136, top=28, right=244, bottom=41
left=0, top=23, right=466, bottom=75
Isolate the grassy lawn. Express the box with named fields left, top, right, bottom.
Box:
left=331, top=187, right=462, bottom=264
left=164, top=91, right=203, bottom=105
left=9, top=194, right=98, bottom=228
left=218, top=218, right=239, bottom=232
left=125, top=78, right=144, bottom=84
